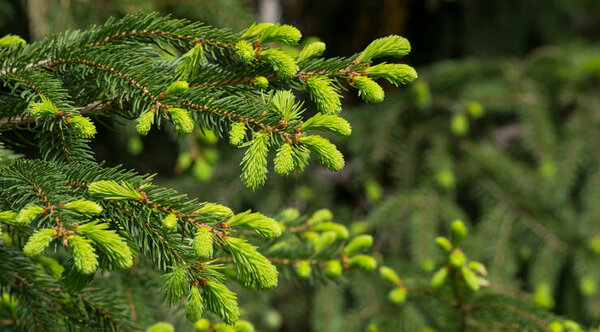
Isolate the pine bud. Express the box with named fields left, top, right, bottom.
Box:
left=76, top=221, right=133, bottom=269
left=186, top=286, right=204, bottom=322
left=194, top=319, right=210, bottom=332
left=309, top=209, right=333, bottom=225
left=193, top=227, right=214, bottom=259
left=261, top=48, right=299, bottom=79
left=449, top=250, right=466, bottom=268
left=162, top=213, right=178, bottom=231
left=0, top=210, right=17, bottom=224
left=161, top=266, right=188, bottom=305
left=16, top=205, right=45, bottom=225
left=326, top=260, right=343, bottom=278
left=379, top=266, right=401, bottom=284
left=451, top=114, right=469, bottom=136
left=588, top=236, right=600, bottom=254
left=23, top=228, right=57, bottom=257
left=295, top=261, right=312, bottom=279
left=28, top=97, right=59, bottom=117
left=436, top=169, right=456, bottom=189
left=0, top=34, right=26, bottom=47
left=548, top=321, right=563, bottom=332
left=192, top=159, right=213, bottom=182
left=214, top=324, right=236, bottom=332
left=240, top=132, right=270, bottom=190
left=363, top=63, right=418, bottom=87
left=235, top=40, right=256, bottom=64
left=228, top=211, right=282, bottom=239
left=466, top=101, right=484, bottom=118
left=226, top=237, right=278, bottom=290
left=168, top=108, right=195, bottom=134
left=203, top=280, right=240, bottom=325
left=461, top=266, right=480, bottom=291
left=314, top=231, right=337, bottom=252
left=260, top=24, right=302, bottom=45
left=353, top=76, right=385, bottom=104
left=314, top=222, right=349, bottom=239
left=306, top=76, right=341, bottom=114
left=348, top=254, right=377, bottom=272
left=450, top=219, right=467, bottom=247
left=235, top=320, right=255, bottom=332
left=242, top=22, right=275, bottom=39
left=68, top=235, right=98, bottom=274
left=301, top=113, right=351, bottom=136
left=297, top=41, right=326, bottom=62
left=274, top=143, right=294, bottom=176
left=388, top=287, right=407, bottom=305
left=69, top=115, right=97, bottom=138
left=136, top=109, right=155, bottom=135
left=468, top=261, right=488, bottom=276
left=253, top=76, right=269, bottom=89
left=299, top=135, right=344, bottom=171
left=533, top=282, right=555, bottom=309
left=229, top=122, right=247, bottom=146
left=344, top=234, right=373, bottom=256
left=279, top=208, right=300, bottom=223
left=146, top=322, right=175, bottom=332
left=88, top=180, right=142, bottom=201
left=431, top=267, right=448, bottom=289
left=356, top=35, right=411, bottom=63
left=579, top=275, right=597, bottom=296
left=412, top=81, right=432, bottom=108
left=63, top=199, right=102, bottom=215
left=166, top=80, right=189, bottom=95
left=195, top=203, right=233, bottom=217
left=435, top=237, right=452, bottom=252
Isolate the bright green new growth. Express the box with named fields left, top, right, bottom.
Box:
left=356, top=35, right=411, bottom=63
left=353, top=76, right=385, bottom=104
left=326, top=260, right=343, bottom=278
left=235, top=40, right=255, bottom=64
left=269, top=90, right=301, bottom=121
left=388, top=287, right=407, bottom=305
left=0, top=34, right=26, bottom=47
left=195, top=203, right=233, bottom=217
left=364, top=63, right=418, bottom=86
left=161, top=266, right=189, bottom=306
left=348, top=254, right=377, bottom=272
left=431, top=267, right=449, bottom=289
left=16, top=205, right=45, bottom=225
left=435, top=237, right=452, bottom=252
left=136, top=109, right=155, bottom=135
left=175, top=43, right=206, bottom=80
left=314, top=231, right=337, bottom=252
left=88, top=180, right=143, bottom=201
left=193, top=227, right=214, bottom=259
left=274, top=143, right=294, bottom=176
left=301, top=113, right=351, bottom=136
left=241, top=22, right=274, bottom=39
left=309, top=209, right=333, bottom=224
left=228, top=210, right=282, bottom=239
left=63, top=199, right=103, bottom=215
left=166, top=80, right=190, bottom=95
left=69, top=115, right=97, bottom=138
left=146, top=322, right=174, bottom=332
left=68, top=235, right=98, bottom=274
left=229, top=122, right=247, bottom=146
left=23, top=228, right=57, bottom=257
left=0, top=211, right=17, bottom=224
left=380, top=266, right=401, bottom=284
left=225, top=237, right=278, bottom=290
left=295, top=261, right=312, bottom=278
left=203, top=281, right=240, bottom=325
left=450, top=219, right=467, bottom=247
left=76, top=221, right=134, bottom=269
left=162, top=213, right=178, bottom=231
left=186, top=286, right=204, bottom=322
left=253, top=76, right=269, bottom=89
left=28, top=97, right=58, bottom=117
left=314, top=222, right=349, bottom=239
left=297, top=41, right=326, bottom=62
left=259, top=24, right=302, bottom=45
left=168, top=108, right=195, bottom=134
left=298, top=135, right=344, bottom=171
left=306, top=76, right=342, bottom=114
left=344, top=234, right=374, bottom=255
left=260, top=48, right=299, bottom=79
left=240, top=132, right=270, bottom=190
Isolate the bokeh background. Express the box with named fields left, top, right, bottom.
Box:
left=2, top=0, right=600, bottom=330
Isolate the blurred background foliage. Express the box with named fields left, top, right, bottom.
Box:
left=2, top=0, right=600, bottom=330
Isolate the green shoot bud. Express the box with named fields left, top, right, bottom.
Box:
left=450, top=219, right=467, bottom=247
left=242, top=23, right=275, bottom=39
left=76, top=221, right=133, bottom=269
left=468, top=261, right=488, bottom=276
left=0, top=34, right=26, bottom=47
left=379, top=266, right=400, bottom=284
left=195, top=319, right=210, bottom=332
left=175, top=43, right=206, bottom=80
left=63, top=199, right=102, bottom=215
left=436, top=169, right=456, bottom=189
left=240, top=132, right=270, bottom=190
left=261, top=48, right=299, bottom=79
left=136, top=109, right=155, bottom=136
left=274, top=143, right=294, bottom=176
left=195, top=203, right=233, bottom=217
left=259, top=24, right=302, bottom=45
left=226, top=237, right=278, bottom=290
left=28, top=97, right=59, bottom=117
left=162, top=213, right=178, bottom=231
left=466, top=101, right=484, bottom=118
left=193, top=227, right=214, bottom=259
left=299, top=135, right=344, bottom=171
left=229, top=122, right=247, bottom=146
left=295, top=261, right=312, bottom=279
left=166, top=80, right=189, bottom=95
left=68, top=235, right=98, bottom=274
left=461, top=266, right=480, bottom=291
left=297, top=41, right=326, bottom=62
left=449, top=250, right=466, bottom=268
left=161, top=266, right=188, bottom=305
left=215, top=324, right=236, bottom=332
left=253, top=76, right=269, bottom=89
left=353, top=76, right=385, bottom=104
left=37, top=256, right=64, bottom=279
left=169, top=108, right=195, bottom=134
left=0, top=211, right=17, bottom=224
left=580, top=276, right=597, bottom=296
left=547, top=321, right=563, bottom=332
left=235, top=320, right=255, bottom=332
left=314, top=222, right=349, bottom=239
left=23, top=228, right=57, bottom=257
left=193, top=160, right=212, bottom=182
left=301, top=113, right=351, bottom=136
left=388, top=287, right=407, bottom=305
left=69, top=115, right=97, bottom=138
left=435, top=237, right=452, bottom=252
left=186, top=286, right=204, bottom=322
left=314, top=231, right=337, bottom=252
left=88, top=180, right=142, bottom=201
left=235, top=40, right=256, bottom=64
left=306, top=76, right=342, bottom=114
left=348, top=254, right=377, bottom=272
left=203, top=280, right=240, bottom=325
left=451, top=113, right=469, bottom=136
left=363, top=63, right=418, bottom=86
left=533, top=282, right=555, bottom=309
left=16, top=205, right=45, bottom=225
left=431, top=267, right=448, bottom=289
left=356, top=35, right=411, bottom=63
left=344, top=234, right=373, bottom=256
left=326, top=260, right=343, bottom=278
left=146, top=322, right=175, bottom=332
left=228, top=210, right=282, bottom=239
left=309, top=209, right=333, bottom=225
